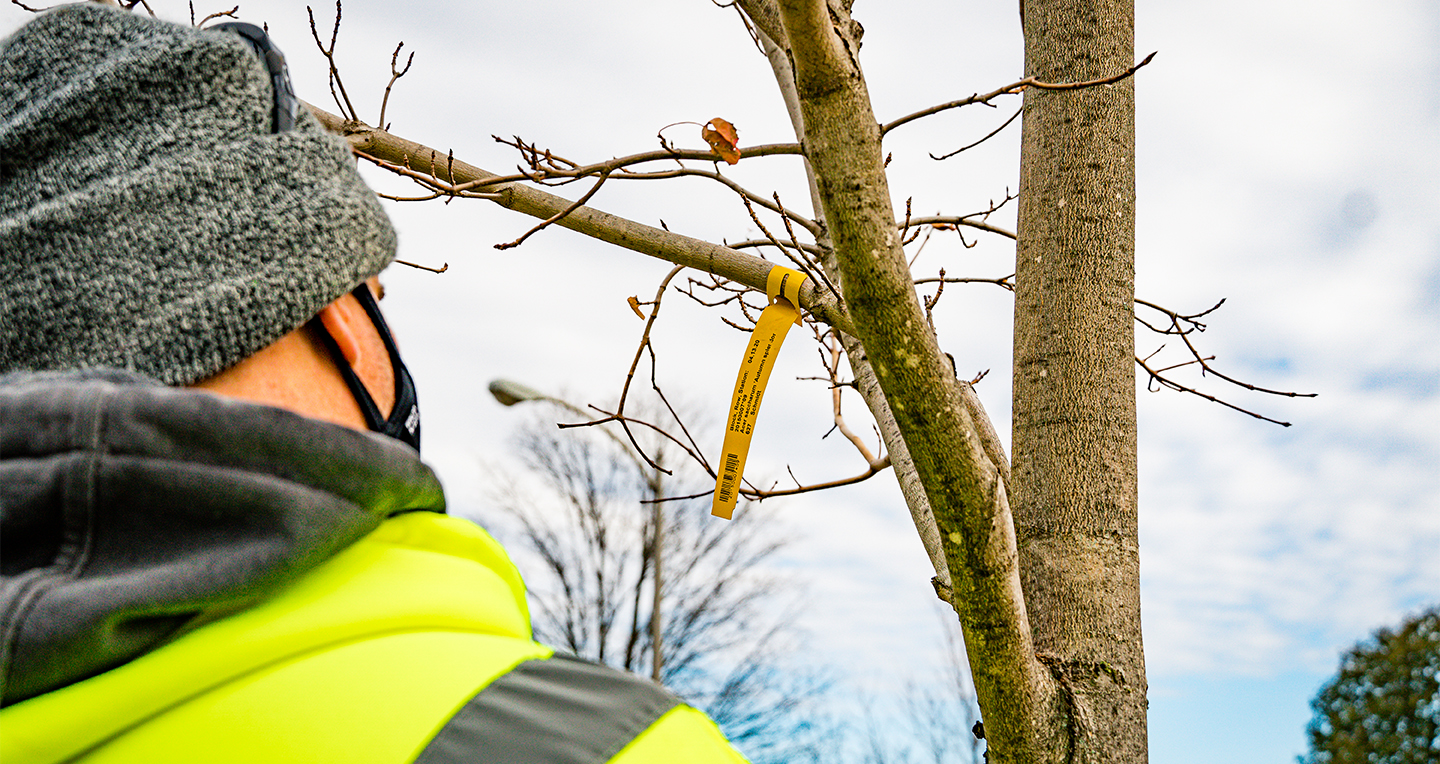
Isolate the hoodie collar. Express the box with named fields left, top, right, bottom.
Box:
left=0, top=370, right=445, bottom=706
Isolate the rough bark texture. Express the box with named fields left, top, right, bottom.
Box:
left=772, top=1, right=1057, bottom=760
left=1015, top=1, right=1147, bottom=761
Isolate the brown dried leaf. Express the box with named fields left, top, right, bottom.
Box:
left=627, top=295, right=646, bottom=319
left=701, top=118, right=741, bottom=165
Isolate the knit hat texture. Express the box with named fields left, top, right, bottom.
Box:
left=0, top=3, right=396, bottom=385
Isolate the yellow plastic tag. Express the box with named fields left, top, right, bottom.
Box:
left=712, top=266, right=808, bottom=519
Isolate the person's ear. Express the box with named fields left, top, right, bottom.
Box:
left=317, top=300, right=363, bottom=366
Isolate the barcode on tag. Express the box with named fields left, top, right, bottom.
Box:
left=717, top=452, right=740, bottom=504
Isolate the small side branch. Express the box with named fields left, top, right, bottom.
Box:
left=356, top=152, right=504, bottom=202
left=647, top=455, right=891, bottom=504
left=1134, top=297, right=1317, bottom=425
left=191, top=4, right=238, bottom=27
left=1137, top=355, right=1299, bottom=427
left=493, top=136, right=805, bottom=190
left=931, top=107, right=1023, bottom=161
left=905, top=215, right=1017, bottom=241
left=881, top=51, right=1157, bottom=136
left=1134, top=297, right=1224, bottom=336
left=377, top=41, right=413, bottom=131
left=813, top=325, right=885, bottom=468
left=901, top=189, right=1020, bottom=242
left=914, top=273, right=1015, bottom=291
left=394, top=258, right=448, bottom=273
left=728, top=238, right=825, bottom=258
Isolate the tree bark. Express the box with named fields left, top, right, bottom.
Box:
left=1015, top=0, right=1147, bottom=761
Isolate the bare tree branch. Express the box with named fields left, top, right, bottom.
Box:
left=394, top=258, right=447, bottom=273
left=648, top=455, right=891, bottom=504
left=190, top=4, right=237, bottom=27
left=305, top=102, right=855, bottom=336
left=914, top=273, right=1016, bottom=290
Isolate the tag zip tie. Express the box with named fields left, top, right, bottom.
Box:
left=712, top=266, right=808, bottom=519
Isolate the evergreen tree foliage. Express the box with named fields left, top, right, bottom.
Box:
left=1302, top=607, right=1440, bottom=764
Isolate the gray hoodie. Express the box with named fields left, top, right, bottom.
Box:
left=0, top=370, right=445, bottom=707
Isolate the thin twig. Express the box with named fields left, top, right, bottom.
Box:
left=931, top=107, right=1023, bottom=161
left=1135, top=298, right=1315, bottom=400
left=815, top=325, right=883, bottom=467
left=741, top=196, right=815, bottom=279
left=496, top=136, right=803, bottom=185
left=913, top=273, right=1015, bottom=291
left=1136, top=355, right=1295, bottom=427
left=1134, top=297, right=1225, bottom=335
left=194, top=5, right=238, bottom=26
left=904, top=215, right=1017, bottom=241
left=394, top=259, right=448, bottom=273
left=357, top=152, right=504, bottom=201
left=728, top=239, right=825, bottom=258
left=489, top=135, right=817, bottom=235
left=650, top=379, right=710, bottom=475
left=923, top=269, right=946, bottom=329
left=377, top=42, right=413, bottom=131
left=1172, top=317, right=1317, bottom=398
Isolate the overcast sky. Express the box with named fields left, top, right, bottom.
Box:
left=5, top=1, right=1436, bottom=761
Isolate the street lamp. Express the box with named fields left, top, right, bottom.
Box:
left=487, top=379, right=547, bottom=407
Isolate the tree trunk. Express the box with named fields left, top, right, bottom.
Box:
left=1014, top=0, right=1147, bottom=761
left=770, top=1, right=1058, bottom=761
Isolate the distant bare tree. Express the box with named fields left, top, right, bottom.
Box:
left=856, top=608, right=984, bottom=764
left=485, top=404, right=832, bottom=763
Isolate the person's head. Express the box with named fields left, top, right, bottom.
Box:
left=0, top=4, right=418, bottom=447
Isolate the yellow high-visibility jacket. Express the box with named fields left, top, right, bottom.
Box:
left=0, top=375, right=747, bottom=764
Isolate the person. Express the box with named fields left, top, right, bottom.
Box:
left=0, top=4, right=747, bottom=762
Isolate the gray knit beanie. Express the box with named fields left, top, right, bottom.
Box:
left=0, top=3, right=396, bottom=385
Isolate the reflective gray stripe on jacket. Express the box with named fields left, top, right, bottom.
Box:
left=417, top=653, right=682, bottom=764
